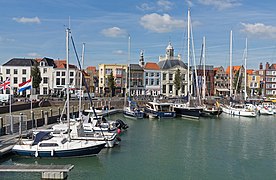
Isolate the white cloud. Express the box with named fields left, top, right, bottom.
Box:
left=12, top=17, right=41, bottom=24
left=136, top=3, right=155, bottom=11
left=137, top=0, right=174, bottom=12
left=140, top=13, right=184, bottom=33
left=101, top=27, right=127, bottom=37
left=0, top=36, right=15, bottom=43
left=157, top=0, right=174, bottom=11
left=198, top=0, right=241, bottom=10
left=241, top=23, right=276, bottom=39
left=27, top=52, right=40, bottom=57
left=185, top=0, right=194, bottom=7
left=112, top=50, right=126, bottom=55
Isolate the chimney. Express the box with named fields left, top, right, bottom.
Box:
left=259, top=62, right=263, bottom=70
left=266, top=62, right=269, bottom=69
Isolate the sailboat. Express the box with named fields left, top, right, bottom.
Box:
left=199, top=37, right=222, bottom=117
left=171, top=8, right=203, bottom=119
left=12, top=28, right=106, bottom=157
left=123, top=35, right=144, bottom=119
left=221, top=33, right=257, bottom=117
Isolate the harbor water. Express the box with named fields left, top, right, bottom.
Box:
left=0, top=113, right=275, bottom=179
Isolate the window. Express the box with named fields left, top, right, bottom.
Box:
left=70, top=78, right=74, bottom=84
left=56, top=72, right=60, bottom=76
left=62, top=72, right=65, bottom=76
left=70, top=72, right=74, bottom=76
left=14, top=69, right=18, bottom=74
left=252, top=76, right=256, bottom=81
left=6, top=69, right=10, bottom=74
left=43, top=87, right=48, bottom=95
left=156, top=79, right=159, bottom=85
left=43, top=68, right=47, bottom=73
left=163, top=73, right=166, bottom=80
left=151, top=72, right=154, bottom=77
left=14, top=77, right=18, bottom=84
left=150, top=79, right=154, bottom=85
left=145, top=72, right=148, bottom=77
left=22, top=69, right=26, bottom=74
left=169, top=74, right=173, bottom=80
left=145, top=78, right=148, bottom=85
left=56, top=78, right=60, bottom=85
left=43, top=77, right=48, bottom=84
left=61, top=78, right=65, bottom=85
left=163, top=85, right=166, bottom=93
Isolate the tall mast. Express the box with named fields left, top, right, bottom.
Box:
left=244, top=38, right=247, bottom=100
left=66, top=28, right=71, bottom=141
left=79, top=43, right=85, bottom=117
left=229, top=30, right=233, bottom=97
left=128, top=35, right=131, bottom=96
left=202, top=36, right=206, bottom=99
left=187, top=8, right=191, bottom=105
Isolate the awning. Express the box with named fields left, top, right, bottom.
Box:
left=216, top=88, right=230, bottom=92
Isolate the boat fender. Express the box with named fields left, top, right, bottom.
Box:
left=35, top=150, right=38, bottom=157
left=117, top=128, right=121, bottom=134
left=51, top=149, right=54, bottom=156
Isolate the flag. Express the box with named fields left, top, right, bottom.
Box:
left=0, top=77, right=10, bottom=90
left=18, top=78, right=32, bottom=93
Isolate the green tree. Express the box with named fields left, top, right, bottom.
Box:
left=173, top=69, right=182, bottom=95
left=31, top=63, right=42, bottom=94
left=107, top=70, right=115, bottom=97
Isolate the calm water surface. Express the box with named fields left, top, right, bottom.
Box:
left=1, top=114, right=275, bottom=180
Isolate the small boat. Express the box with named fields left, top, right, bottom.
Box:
left=123, top=99, right=144, bottom=119
left=201, top=101, right=222, bottom=117
left=12, top=131, right=106, bottom=157
left=144, top=100, right=176, bottom=119
left=172, top=101, right=203, bottom=119
left=221, top=103, right=257, bottom=117
left=52, top=121, right=119, bottom=148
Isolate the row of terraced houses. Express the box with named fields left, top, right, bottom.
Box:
left=1, top=42, right=276, bottom=98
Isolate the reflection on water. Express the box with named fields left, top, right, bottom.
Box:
left=0, top=113, right=275, bottom=179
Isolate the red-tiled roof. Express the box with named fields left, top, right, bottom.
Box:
left=54, top=60, right=77, bottom=69
left=225, top=66, right=241, bottom=75
left=144, top=62, right=160, bottom=70
left=86, top=66, right=97, bottom=73
left=246, top=69, right=254, bottom=75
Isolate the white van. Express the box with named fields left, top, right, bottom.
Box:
left=0, top=94, right=14, bottom=105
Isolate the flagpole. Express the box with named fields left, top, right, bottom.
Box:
left=9, top=77, right=12, bottom=134
left=30, top=76, right=33, bottom=114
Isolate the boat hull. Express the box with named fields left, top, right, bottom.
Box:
left=173, top=107, right=203, bottom=119
left=221, top=106, right=257, bottom=117
left=12, top=141, right=106, bottom=158
left=123, top=109, right=144, bottom=119
left=144, top=109, right=176, bottom=118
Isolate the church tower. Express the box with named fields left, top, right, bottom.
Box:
left=139, top=50, right=145, bottom=67
left=166, top=42, right=174, bottom=60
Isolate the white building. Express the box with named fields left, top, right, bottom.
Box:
left=157, top=42, right=190, bottom=97
left=0, top=58, right=82, bottom=97
left=1, top=58, right=34, bottom=95
left=143, top=62, right=161, bottom=96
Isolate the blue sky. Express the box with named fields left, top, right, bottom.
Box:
left=1, top=0, right=276, bottom=69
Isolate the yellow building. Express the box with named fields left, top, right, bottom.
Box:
left=98, top=64, right=127, bottom=96
left=247, top=70, right=261, bottom=97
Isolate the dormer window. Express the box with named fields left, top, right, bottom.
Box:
left=40, top=61, right=46, bottom=66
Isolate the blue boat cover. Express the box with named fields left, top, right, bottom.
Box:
left=32, top=131, right=51, bottom=145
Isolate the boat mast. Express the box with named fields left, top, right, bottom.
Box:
left=229, top=30, right=233, bottom=97
left=187, top=8, right=191, bottom=105
left=79, top=43, right=85, bottom=118
left=244, top=38, right=247, bottom=100
left=202, top=36, right=206, bottom=100
left=66, top=28, right=71, bottom=141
